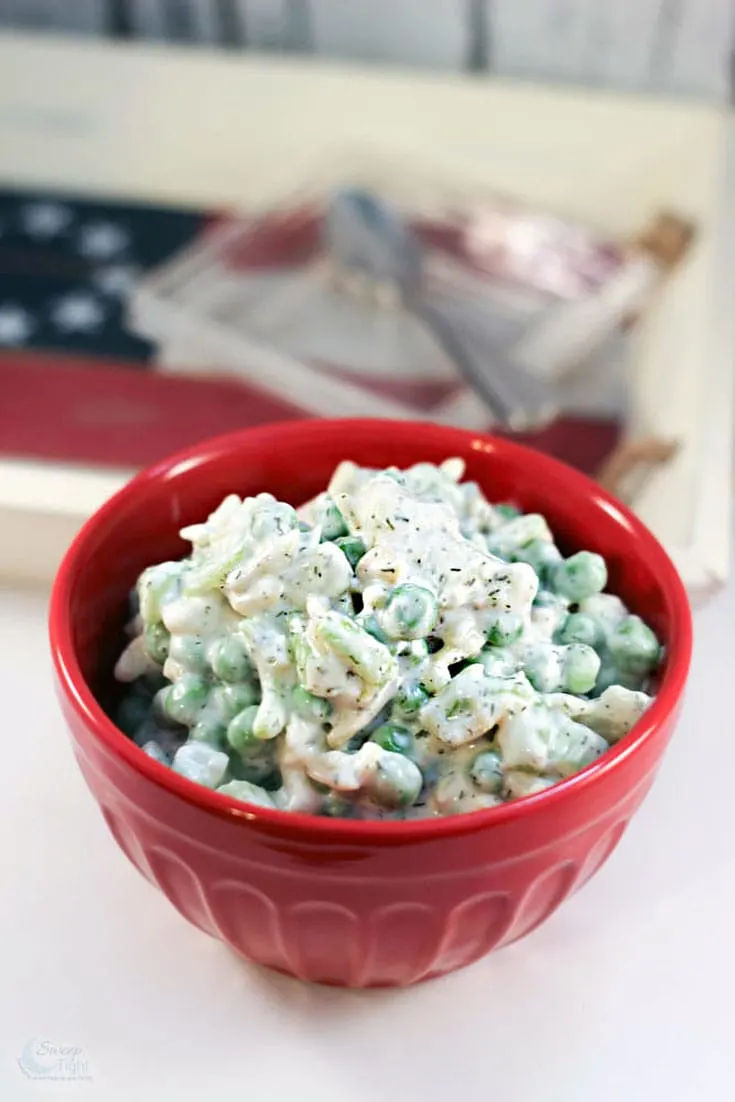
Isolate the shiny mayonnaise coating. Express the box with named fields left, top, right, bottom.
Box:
left=113, top=458, right=661, bottom=819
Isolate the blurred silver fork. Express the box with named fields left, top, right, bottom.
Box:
left=323, top=188, right=558, bottom=430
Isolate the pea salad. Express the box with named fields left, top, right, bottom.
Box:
left=113, top=458, right=661, bottom=819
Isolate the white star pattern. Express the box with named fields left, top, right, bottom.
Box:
left=77, top=221, right=130, bottom=260
left=93, top=264, right=140, bottom=297
left=51, top=292, right=105, bottom=334
left=0, top=303, right=33, bottom=345
left=21, top=201, right=72, bottom=238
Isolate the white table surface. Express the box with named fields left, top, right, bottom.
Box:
left=1, top=559, right=734, bottom=1102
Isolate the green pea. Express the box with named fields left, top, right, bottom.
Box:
left=470, top=750, right=504, bottom=794
left=162, top=674, right=210, bottom=726
left=232, top=751, right=278, bottom=788
left=494, top=503, right=521, bottom=521
left=334, top=535, right=367, bottom=569
left=226, top=737, right=278, bottom=781
left=551, top=551, right=607, bottom=601
left=319, top=499, right=348, bottom=541
left=607, top=615, right=660, bottom=677
left=513, top=539, right=563, bottom=584
left=168, top=633, right=209, bottom=674
left=370, top=723, right=414, bottom=755
left=381, top=584, right=438, bottom=641
left=226, top=705, right=261, bottom=754
left=371, top=754, right=423, bottom=809
left=190, top=713, right=227, bottom=748
left=563, top=644, right=601, bottom=695
left=555, top=611, right=602, bottom=648
left=533, top=589, right=561, bottom=610
left=592, top=661, right=626, bottom=696
left=392, top=682, right=429, bottom=719
left=292, top=685, right=333, bottom=721
left=213, top=681, right=260, bottom=721
left=144, top=622, right=170, bottom=665
left=486, top=612, right=523, bottom=647
left=209, top=635, right=253, bottom=683
left=593, top=659, right=643, bottom=696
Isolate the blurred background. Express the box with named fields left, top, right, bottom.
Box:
left=0, top=0, right=733, bottom=102
left=0, top=0, right=732, bottom=594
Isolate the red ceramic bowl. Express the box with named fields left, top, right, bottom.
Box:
left=49, top=420, right=692, bottom=987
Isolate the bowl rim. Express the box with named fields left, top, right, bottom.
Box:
left=49, top=418, right=692, bottom=842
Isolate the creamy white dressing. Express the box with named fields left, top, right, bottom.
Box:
left=114, top=457, right=660, bottom=819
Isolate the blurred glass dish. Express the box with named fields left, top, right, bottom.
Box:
left=128, top=170, right=633, bottom=429
left=321, top=187, right=557, bottom=429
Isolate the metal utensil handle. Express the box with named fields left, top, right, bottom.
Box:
left=416, top=300, right=558, bottom=430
